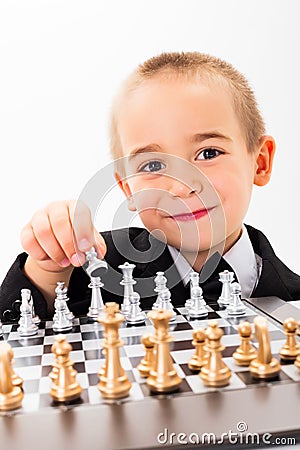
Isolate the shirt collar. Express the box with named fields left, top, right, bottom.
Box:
left=167, top=225, right=261, bottom=298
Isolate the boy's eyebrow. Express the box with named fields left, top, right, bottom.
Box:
left=190, top=131, right=232, bottom=144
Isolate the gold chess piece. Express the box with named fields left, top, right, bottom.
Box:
left=200, top=321, right=231, bottom=387
left=249, top=316, right=281, bottom=379
left=49, top=335, right=82, bottom=402
left=279, top=317, right=300, bottom=361
left=137, top=334, right=155, bottom=377
left=188, top=328, right=208, bottom=372
left=97, top=302, right=132, bottom=399
left=233, top=321, right=257, bottom=366
left=146, top=309, right=182, bottom=393
left=0, top=342, right=24, bottom=411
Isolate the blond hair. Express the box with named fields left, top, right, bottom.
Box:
left=110, top=51, right=265, bottom=160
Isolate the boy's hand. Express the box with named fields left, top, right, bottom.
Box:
left=21, top=200, right=106, bottom=274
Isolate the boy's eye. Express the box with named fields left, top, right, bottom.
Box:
left=139, top=160, right=166, bottom=173
left=197, top=148, right=223, bottom=160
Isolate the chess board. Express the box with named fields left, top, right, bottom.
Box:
left=1, top=301, right=300, bottom=416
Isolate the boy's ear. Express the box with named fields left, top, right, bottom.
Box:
left=253, top=136, right=276, bottom=186
left=114, top=172, right=137, bottom=211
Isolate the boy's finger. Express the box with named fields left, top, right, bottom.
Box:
left=20, top=224, right=50, bottom=262
left=47, top=202, right=85, bottom=266
left=31, top=210, right=69, bottom=265
left=68, top=200, right=95, bottom=252
left=94, top=232, right=107, bottom=259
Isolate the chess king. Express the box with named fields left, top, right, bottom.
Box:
left=1, top=51, right=300, bottom=319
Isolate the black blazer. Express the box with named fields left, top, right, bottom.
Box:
left=1, top=225, right=300, bottom=321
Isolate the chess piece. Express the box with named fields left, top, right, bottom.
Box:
left=218, top=270, right=235, bottom=307
left=152, top=271, right=168, bottom=310
left=249, top=316, right=281, bottom=379
left=153, top=288, right=176, bottom=322
left=185, top=272, right=200, bottom=309
left=137, top=334, right=155, bottom=377
left=200, top=320, right=232, bottom=387
left=188, top=286, right=208, bottom=318
left=84, top=246, right=108, bottom=278
left=0, top=342, right=24, bottom=411
left=7, top=345, right=23, bottom=388
left=188, top=328, right=208, bottom=371
left=0, top=319, right=3, bottom=337
left=97, top=303, right=132, bottom=399
left=17, top=289, right=39, bottom=337
left=119, top=262, right=137, bottom=315
left=27, top=289, right=41, bottom=325
left=226, top=282, right=246, bottom=316
left=49, top=335, right=82, bottom=402
left=279, top=317, right=300, bottom=361
left=295, top=353, right=300, bottom=371
left=87, top=276, right=105, bottom=320
left=232, top=321, right=257, bottom=366
left=52, top=282, right=73, bottom=332
left=146, top=309, right=182, bottom=393
left=126, top=292, right=146, bottom=325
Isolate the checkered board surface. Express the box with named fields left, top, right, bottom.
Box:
left=1, top=302, right=300, bottom=416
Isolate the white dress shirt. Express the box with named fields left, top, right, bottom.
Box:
left=168, top=225, right=262, bottom=298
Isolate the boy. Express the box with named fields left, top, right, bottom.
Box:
left=1, top=51, right=300, bottom=321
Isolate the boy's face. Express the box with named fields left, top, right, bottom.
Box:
left=115, top=77, right=272, bottom=256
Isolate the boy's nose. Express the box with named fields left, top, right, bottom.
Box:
left=167, top=177, right=202, bottom=198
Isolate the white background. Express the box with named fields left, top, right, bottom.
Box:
left=0, top=0, right=299, bottom=282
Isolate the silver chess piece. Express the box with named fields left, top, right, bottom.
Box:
left=52, top=282, right=73, bottom=332
left=24, top=288, right=40, bottom=325
left=154, top=288, right=176, bottom=323
left=185, top=271, right=199, bottom=309
left=152, top=271, right=168, bottom=310
left=188, top=286, right=208, bottom=318
left=17, top=289, right=39, bottom=336
left=119, top=262, right=136, bottom=315
left=87, top=276, right=105, bottom=320
left=84, top=247, right=108, bottom=278
left=218, top=270, right=235, bottom=307
left=226, top=282, right=246, bottom=316
left=126, top=292, right=146, bottom=325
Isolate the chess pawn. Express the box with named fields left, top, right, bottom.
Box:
left=126, top=292, right=146, bottom=325
left=146, top=310, right=182, bottom=393
left=200, top=321, right=232, bottom=387
left=188, top=329, right=208, bottom=372
left=17, top=290, right=39, bottom=337
left=137, top=334, right=155, bottom=377
left=188, top=286, right=208, bottom=318
left=232, top=321, right=257, bottom=366
left=49, top=335, right=82, bottom=402
left=249, top=316, right=281, bottom=379
left=153, top=271, right=168, bottom=310
left=218, top=270, right=234, bottom=307
left=119, top=262, right=136, bottom=315
left=87, top=276, right=105, bottom=320
left=0, top=342, right=24, bottom=411
left=279, top=317, right=300, bottom=361
left=226, top=282, right=246, bottom=316
left=97, top=303, right=132, bottom=399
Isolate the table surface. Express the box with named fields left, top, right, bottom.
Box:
left=1, top=297, right=300, bottom=450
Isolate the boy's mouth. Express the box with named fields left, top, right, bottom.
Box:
left=166, top=207, right=215, bottom=222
